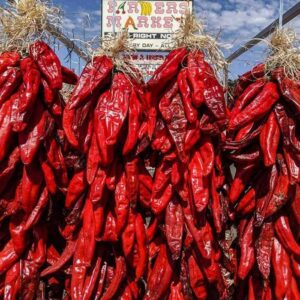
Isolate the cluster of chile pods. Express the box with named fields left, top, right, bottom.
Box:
left=0, top=38, right=300, bottom=300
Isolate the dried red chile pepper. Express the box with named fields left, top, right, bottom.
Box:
left=0, top=40, right=77, bottom=299
left=226, top=61, right=300, bottom=298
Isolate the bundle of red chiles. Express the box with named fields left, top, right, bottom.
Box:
left=224, top=63, right=300, bottom=299
left=143, top=47, right=233, bottom=300
left=59, top=54, right=154, bottom=299
left=0, top=33, right=300, bottom=300
left=0, top=41, right=79, bottom=298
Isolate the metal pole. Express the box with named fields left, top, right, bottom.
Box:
left=112, top=0, right=116, bottom=35
left=227, top=2, right=300, bottom=62
left=279, top=0, right=283, bottom=29
left=46, top=23, right=90, bottom=62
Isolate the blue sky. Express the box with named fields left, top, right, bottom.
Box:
left=1, top=0, right=300, bottom=79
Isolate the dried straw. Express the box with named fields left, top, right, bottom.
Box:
left=0, top=0, right=61, bottom=53
left=265, top=27, right=300, bottom=80
left=95, top=30, right=141, bottom=82
left=173, top=12, right=228, bottom=72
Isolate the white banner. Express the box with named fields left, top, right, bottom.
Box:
left=101, top=0, right=193, bottom=51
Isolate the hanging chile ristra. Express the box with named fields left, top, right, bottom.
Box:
left=60, top=31, right=156, bottom=299
left=142, top=13, right=234, bottom=300
left=0, top=0, right=79, bottom=298
left=224, top=28, right=300, bottom=299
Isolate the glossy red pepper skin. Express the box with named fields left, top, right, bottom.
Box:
left=165, top=198, right=183, bottom=260
left=187, top=252, right=208, bottom=299
left=179, top=251, right=193, bottom=299
left=93, top=262, right=107, bottom=299
left=273, top=67, right=300, bottom=114
left=189, top=149, right=209, bottom=212
left=100, top=207, right=118, bottom=242
left=183, top=203, right=214, bottom=260
left=138, top=164, right=153, bottom=210
left=275, top=215, right=300, bottom=256
left=187, top=50, right=205, bottom=108
left=86, top=133, right=100, bottom=184
left=0, top=240, right=19, bottom=275
left=18, top=103, right=52, bottom=165
left=234, top=122, right=254, bottom=142
left=135, top=213, right=148, bottom=279
left=144, top=244, right=173, bottom=300
left=65, top=170, right=87, bottom=209
left=229, top=163, right=258, bottom=204
left=148, top=48, right=188, bottom=98
left=168, top=281, right=185, bottom=300
left=0, top=147, right=20, bottom=194
left=211, top=169, right=223, bottom=234
left=229, top=144, right=261, bottom=165
left=63, top=96, right=94, bottom=153
left=274, top=102, right=300, bottom=154
left=61, top=65, right=78, bottom=85
left=114, top=169, right=129, bottom=235
left=290, top=184, right=300, bottom=225
left=30, top=40, right=63, bottom=90
left=151, top=159, right=173, bottom=214
left=272, top=238, right=291, bottom=300
left=41, top=239, right=76, bottom=277
left=0, top=98, right=14, bottom=162
left=234, top=63, right=265, bottom=97
left=0, top=68, right=22, bottom=105
left=122, top=210, right=136, bottom=258
left=71, top=199, right=96, bottom=300
left=82, top=248, right=103, bottom=300
left=123, top=89, right=142, bottom=155
left=125, top=158, right=139, bottom=208
left=229, top=82, right=280, bottom=130
left=4, top=261, right=21, bottom=299
left=236, top=188, right=256, bottom=216
left=291, top=256, right=300, bottom=278
left=238, top=217, right=255, bottom=280
left=45, top=137, right=68, bottom=189
left=69, top=56, right=113, bottom=109
left=152, top=118, right=173, bottom=154
left=9, top=212, right=27, bottom=256
left=203, top=73, right=228, bottom=129
left=177, top=68, right=197, bottom=123
left=21, top=161, right=43, bottom=215
left=283, top=146, right=300, bottom=184
left=164, top=93, right=188, bottom=162
left=19, top=57, right=41, bottom=113
left=0, top=52, right=20, bottom=73
left=231, top=79, right=265, bottom=118
left=255, top=164, right=278, bottom=225
left=25, top=187, right=48, bottom=230
left=102, top=253, right=126, bottom=300
left=259, top=111, right=280, bottom=166
left=184, top=121, right=201, bottom=153
left=39, top=155, right=57, bottom=195
left=256, top=222, right=274, bottom=280
left=264, top=171, right=290, bottom=219
left=93, top=90, right=114, bottom=165
left=106, top=73, right=131, bottom=146
left=159, top=80, right=179, bottom=123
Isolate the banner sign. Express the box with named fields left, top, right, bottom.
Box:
left=101, top=0, right=193, bottom=51
left=124, top=53, right=167, bottom=78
